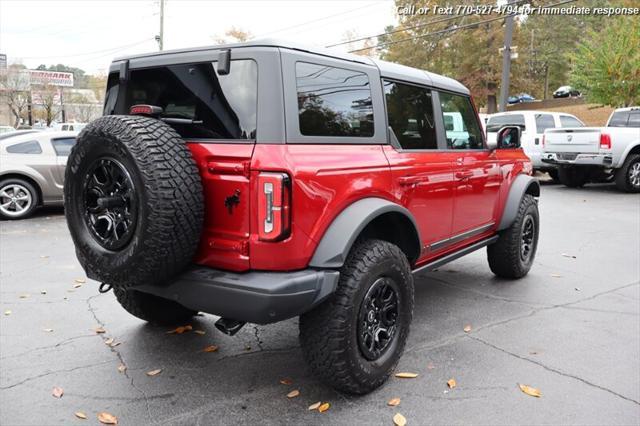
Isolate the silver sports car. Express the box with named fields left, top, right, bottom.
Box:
left=0, top=131, right=78, bottom=219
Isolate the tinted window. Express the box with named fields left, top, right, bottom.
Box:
left=127, top=60, right=257, bottom=139
left=627, top=112, right=640, bottom=128
left=6, top=140, right=42, bottom=154
left=383, top=80, right=437, bottom=150
left=439, top=92, right=484, bottom=149
left=51, top=137, right=76, bottom=156
left=608, top=111, right=629, bottom=127
left=560, top=116, right=584, bottom=128
left=486, top=114, right=526, bottom=132
left=535, top=114, right=556, bottom=133
left=104, top=72, right=119, bottom=115
left=296, top=62, right=373, bottom=137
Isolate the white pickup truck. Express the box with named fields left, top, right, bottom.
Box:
left=542, top=107, right=640, bottom=192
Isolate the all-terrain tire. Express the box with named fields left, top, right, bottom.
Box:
left=299, top=239, right=414, bottom=394
left=614, top=154, right=640, bottom=193
left=487, top=194, right=539, bottom=279
left=0, top=178, right=39, bottom=220
left=64, top=115, right=204, bottom=289
left=558, top=167, right=588, bottom=188
left=113, top=287, right=197, bottom=325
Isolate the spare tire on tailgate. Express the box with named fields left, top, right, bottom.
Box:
left=64, top=115, right=204, bottom=289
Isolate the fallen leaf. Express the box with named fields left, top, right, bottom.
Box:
left=146, top=369, right=162, bottom=377
left=308, top=401, right=321, bottom=410
left=427, top=362, right=435, bottom=370
left=393, top=413, right=407, bottom=426
left=97, top=412, right=118, bottom=424
left=95, top=327, right=106, bottom=334
left=40, top=290, right=47, bottom=294
left=279, top=378, right=293, bottom=385
left=518, top=383, right=542, bottom=398
left=166, top=325, right=192, bottom=334
left=529, top=351, right=539, bottom=355
left=575, top=287, right=581, bottom=292
left=4, top=310, right=11, bottom=316
left=245, top=345, right=252, bottom=351
left=75, top=412, right=87, bottom=419
left=561, top=253, right=576, bottom=259
left=40, top=255, right=49, bottom=259
left=194, top=330, right=206, bottom=335
left=463, top=324, right=472, bottom=333
left=104, top=338, right=114, bottom=345
left=447, top=378, right=457, bottom=389
left=117, top=364, right=127, bottom=373
left=202, top=345, right=218, bottom=353
left=19, top=294, right=30, bottom=299
left=286, top=389, right=300, bottom=398
left=110, top=341, right=122, bottom=348
left=73, top=283, right=83, bottom=289
left=550, top=274, right=562, bottom=278
left=318, top=402, right=330, bottom=413
left=388, top=397, right=401, bottom=406
left=75, top=278, right=86, bottom=284
left=395, top=372, right=419, bottom=379
left=52, top=386, right=64, bottom=398
left=43, top=328, right=54, bottom=332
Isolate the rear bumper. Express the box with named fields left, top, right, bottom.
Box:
left=135, top=266, right=340, bottom=324
left=542, top=152, right=613, bottom=167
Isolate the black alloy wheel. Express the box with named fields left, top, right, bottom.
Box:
left=357, top=277, right=400, bottom=361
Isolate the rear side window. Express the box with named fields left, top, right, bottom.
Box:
left=535, top=114, right=555, bottom=133
left=608, top=111, right=629, bottom=127
left=439, top=92, right=484, bottom=150
left=487, top=114, right=526, bottom=132
left=560, top=115, right=584, bottom=128
left=6, top=140, right=42, bottom=154
left=296, top=62, right=374, bottom=137
left=126, top=60, right=257, bottom=139
left=627, top=112, right=640, bottom=128
left=383, top=80, right=437, bottom=150
left=51, top=137, right=76, bottom=156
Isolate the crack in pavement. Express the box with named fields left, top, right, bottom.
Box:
left=86, top=294, right=153, bottom=422
left=252, top=325, right=265, bottom=351
left=467, top=334, right=640, bottom=406
left=0, top=360, right=114, bottom=390
left=0, top=334, right=95, bottom=361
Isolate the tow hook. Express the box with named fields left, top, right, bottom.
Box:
left=215, top=318, right=246, bottom=336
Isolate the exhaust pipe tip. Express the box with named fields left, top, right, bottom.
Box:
left=215, top=318, right=246, bottom=336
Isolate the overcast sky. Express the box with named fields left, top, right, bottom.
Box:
left=0, top=0, right=396, bottom=74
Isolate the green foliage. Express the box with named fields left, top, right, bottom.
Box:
left=570, top=16, right=639, bottom=107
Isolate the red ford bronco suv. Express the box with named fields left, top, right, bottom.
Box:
left=64, top=40, right=540, bottom=394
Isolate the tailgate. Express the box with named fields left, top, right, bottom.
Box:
left=544, top=128, right=601, bottom=154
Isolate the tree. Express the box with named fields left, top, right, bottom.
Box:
left=32, top=83, right=61, bottom=126
left=214, top=27, right=252, bottom=44
left=570, top=16, right=639, bottom=107
left=1, top=65, right=31, bottom=127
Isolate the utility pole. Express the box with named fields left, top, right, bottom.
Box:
left=498, top=0, right=516, bottom=112
left=158, top=0, right=165, bottom=51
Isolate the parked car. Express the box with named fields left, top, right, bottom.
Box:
left=508, top=93, right=536, bottom=104
left=0, top=131, right=77, bottom=219
left=553, top=85, right=581, bottom=98
left=64, top=39, right=540, bottom=395
left=542, top=106, right=640, bottom=192
left=0, top=126, right=16, bottom=134
left=52, top=122, right=87, bottom=132
left=486, top=110, right=585, bottom=179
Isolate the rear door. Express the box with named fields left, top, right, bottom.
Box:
left=50, top=136, right=76, bottom=186
left=531, top=113, right=556, bottom=166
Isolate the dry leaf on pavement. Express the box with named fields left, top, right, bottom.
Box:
left=4, top=310, right=11, bottom=316
left=117, top=364, right=127, bottom=373
left=308, top=401, right=321, bottom=410
left=43, top=328, right=54, bottom=332
left=447, top=378, right=457, bottom=389
left=518, top=383, right=541, bottom=398
left=393, top=413, right=407, bottom=426
left=40, top=290, right=47, bottom=294
left=286, top=389, right=300, bottom=398
left=387, top=398, right=401, bottom=406
left=194, top=330, right=206, bottom=335
left=75, top=412, right=87, bottom=419
left=146, top=369, right=162, bottom=377
left=52, top=386, right=64, bottom=398
left=463, top=325, right=472, bottom=333
left=166, top=325, right=192, bottom=334
left=318, top=402, right=330, bottom=413
left=104, top=338, right=114, bottom=345
left=395, top=372, right=419, bottom=378
left=19, top=294, right=30, bottom=299
left=97, top=412, right=118, bottom=424
left=279, top=378, right=293, bottom=385
left=73, top=283, right=83, bottom=288
left=550, top=274, right=562, bottom=278
left=202, top=345, right=218, bottom=353
left=110, top=341, right=122, bottom=348
left=95, top=327, right=106, bottom=334
left=75, top=278, right=86, bottom=284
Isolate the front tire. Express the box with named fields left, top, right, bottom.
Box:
left=299, top=239, right=414, bottom=394
left=615, top=154, right=640, bottom=193
left=0, top=178, right=39, bottom=220
left=558, top=167, right=588, bottom=188
left=113, top=287, right=197, bottom=325
left=487, top=194, right=539, bottom=279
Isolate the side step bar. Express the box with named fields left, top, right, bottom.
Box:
left=413, top=235, right=499, bottom=274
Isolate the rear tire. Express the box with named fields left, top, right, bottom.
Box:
left=487, top=194, right=539, bottom=279
left=113, top=287, right=197, bottom=325
left=0, top=178, right=39, bottom=220
left=615, top=154, right=640, bottom=193
left=299, top=239, right=414, bottom=394
left=558, top=167, right=588, bottom=188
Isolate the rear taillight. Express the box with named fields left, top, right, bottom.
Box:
left=600, top=133, right=611, bottom=150
left=257, top=172, right=291, bottom=241
left=129, top=104, right=163, bottom=116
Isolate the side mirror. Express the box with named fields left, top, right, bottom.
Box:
left=496, top=126, right=522, bottom=149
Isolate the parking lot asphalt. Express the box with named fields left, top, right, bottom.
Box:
left=1, top=182, right=639, bottom=426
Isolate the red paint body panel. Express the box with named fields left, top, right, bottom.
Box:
left=187, top=140, right=531, bottom=273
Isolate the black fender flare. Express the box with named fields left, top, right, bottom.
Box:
left=309, top=197, right=421, bottom=269
left=497, top=174, right=540, bottom=231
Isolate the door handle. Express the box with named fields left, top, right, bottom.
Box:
left=398, top=175, right=429, bottom=186
left=455, top=170, right=474, bottom=180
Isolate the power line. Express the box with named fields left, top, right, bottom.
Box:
left=348, top=0, right=578, bottom=53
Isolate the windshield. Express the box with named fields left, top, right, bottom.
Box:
left=486, top=114, right=526, bottom=132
